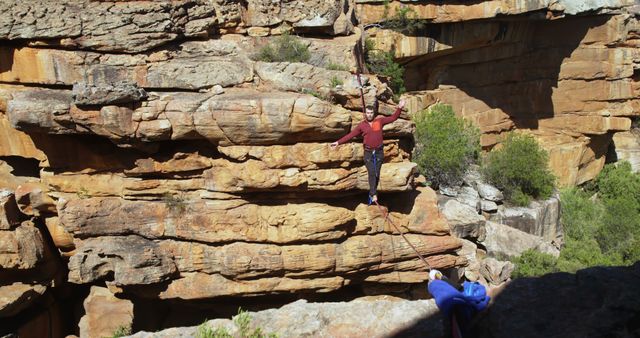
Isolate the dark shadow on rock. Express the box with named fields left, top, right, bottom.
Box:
left=0, top=155, right=40, bottom=178
left=403, top=15, right=610, bottom=129
left=0, top=43, right=15, bottom=74
left=390, top=262, right=640, bottom=338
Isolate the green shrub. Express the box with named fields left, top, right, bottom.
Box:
left=555, top=238, right=618, bottom=273
left=381, top=1, right=426, bottom=35
left=257, top=32, right=310, bottom=63
left=592, top=162, right=640, bottom=264
left=559, top=188, right=604, bottom=241
left=511, top=249, right=557, bottom=278
left=512, top=182, right=638, bottom=278
left=110, top=325, right=131, bottom=338
left=598, top=197, right=640, bottom=255
left=330, top=75, right=343, bottom=87
left=482, top=133, right=555, bottom=206
left=196, top=309, right=277, bottom=338
left=325, top=62, right=349, bottom=71
left=594, top=161, right=640, bottom=206
left=300, top=87, right=332, bottom=102
left=234, top=308, right=278, bottom=338
left=364, top=39, right=405, bottom=97
left=412, top=104, right=480, bottom=187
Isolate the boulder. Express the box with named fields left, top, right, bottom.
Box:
left=14, top=183, right=56, bottom=217
left=0, top=222, right=45, bottom=270
left=489, top=195, right=562, bottom=242
left=79, top=286, right=133, bottom=338
left=0, top=1, right=217, bottom=53
left=68, top=235, right=177, bottom=285
left=480, top=200, right=498, bottom=213
left=441, top=200, right=486, bottom=241
left=72, top=82, right=147, bottom=105
left=482, top=221, right=560, bottom=259
left=455, top=186, right=480, bottom=210
left=128, top=298, right=444, bottom=338
left=612, top=131, right=640, bottom=172
left=479, top=257, right=514, bottom=286
left=0, top=282, right=46, bottom=318
left=476, top=183, right=504, bottom=202
left=0, top=190, right=21, bottom=230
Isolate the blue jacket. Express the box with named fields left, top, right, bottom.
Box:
left=428, top=280, right=490, bottom=336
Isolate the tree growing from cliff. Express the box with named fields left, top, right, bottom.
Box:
left=413, top=104, right=480, bottom=187
left=364, top=38, right=405, bottom=97
left=482, top=133, right=555, bottom=206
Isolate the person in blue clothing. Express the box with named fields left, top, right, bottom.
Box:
left=428, top=269, right=491, bottom=338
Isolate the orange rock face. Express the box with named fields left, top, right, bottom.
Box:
left=2, top=0, right=638, bottom=312
left=384, top=13, right=640, bottom=186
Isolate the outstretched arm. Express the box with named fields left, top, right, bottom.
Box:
left=379, top=100, right=406, bottom=125
left=330, top=125, right=363, bottom=149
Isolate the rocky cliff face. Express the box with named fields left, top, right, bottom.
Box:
left=1, top=0, right=639, bottom=335
left=365, top=0, right=640, bottom=185
left=0, top=0, right=459, bottom=334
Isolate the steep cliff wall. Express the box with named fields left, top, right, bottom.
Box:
left=1, top=0, right=639, bottom=335
left=363, top=0, right=640, bottom=185
left=0, top=0, right=461, bottom=333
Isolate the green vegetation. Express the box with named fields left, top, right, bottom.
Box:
left=364, top=38, right=405, bottom=97
left=511, top=161, right=640, bottom=278
left=197, top=320, right=232, bottom=338
left=234, top=308, right=277, bottom=338
left=77, top=187, right=90, bottom=199
left=330, top=75, right=343, bottom=87
left=325, top=62, right=349, bottom=71
left=256, top=32, right=310, bottom=63
left=381, top=1, right=426, bottom=35
left=110, top=325, right=131, bottom=338
left=482, top=133, right=555, bottom=206
left=412, top=104, right=480, bottom=187
left=511, top=249, right=558, bottom=279
left=300, top=87, right=333, bottom=102
left=196, top=308, right=278, bottom=338
left=162, top=192, right=187, bottom=214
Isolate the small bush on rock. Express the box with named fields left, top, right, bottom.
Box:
left=413, top=104, right=480, bottom=187
left=511, top=249, right=557, bottom=278
left=381, top=1, right=426, bottom=35
left=364, top=38, right=405, bottom=97
left=257, top=32, right=310, bottom=63
left=482, top=133, right=555, bottom=206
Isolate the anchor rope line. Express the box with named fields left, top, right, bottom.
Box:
left=354, top=14, right=431, bottom=272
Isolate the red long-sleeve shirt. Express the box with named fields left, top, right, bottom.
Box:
left=336, top=107, right=402, bottom=149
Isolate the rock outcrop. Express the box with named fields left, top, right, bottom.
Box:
left=130, top=296, right=444, bottom=338
left=0, top=2, right=463, bottom=330
left=367, top=1, right=640, bottom=186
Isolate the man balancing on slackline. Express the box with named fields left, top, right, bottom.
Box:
left=330, top=98, right=406, bottom=204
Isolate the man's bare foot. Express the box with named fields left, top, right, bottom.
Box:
left=371, top=195, right=377, bottom=203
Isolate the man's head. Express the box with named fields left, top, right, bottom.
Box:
left=365, top=99, right=378, bottom=122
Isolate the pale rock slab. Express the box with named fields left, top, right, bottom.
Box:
left=79, top=286, right=133, bottom=338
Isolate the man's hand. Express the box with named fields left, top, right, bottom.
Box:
left=330, top=141, right=338, bottom=149
left=397, top=99, right=406, bottom=110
